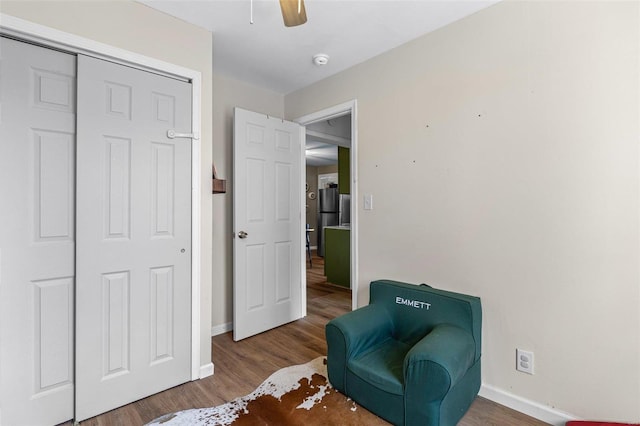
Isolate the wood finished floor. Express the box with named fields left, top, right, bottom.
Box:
left=71, top=253, right=548, bottom=425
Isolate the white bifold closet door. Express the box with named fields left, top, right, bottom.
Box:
left=75, top=55, right=192, bottom=421
left=0, top=36, right=193, bottom=425
left=0, top=36, right=77, bottom=426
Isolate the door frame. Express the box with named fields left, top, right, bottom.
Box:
left=0, top=14, right=207, bottom=381
left=295, top=100, right=358, bottom=312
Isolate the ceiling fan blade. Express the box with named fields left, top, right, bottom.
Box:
left=279, top=0, right=307, bottom=27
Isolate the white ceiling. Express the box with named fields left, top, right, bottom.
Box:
left=138, top=0, right=499, bottom=94
left=305, top=113, right=351, bottom=166
left=305, top=140, right=338, bottom=166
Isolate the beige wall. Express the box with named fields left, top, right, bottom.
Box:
left=211, top=73, right=284, bottom=328
left=286, top=1, right=640, bottom=421
left=1, top=1, right=214, bottom=369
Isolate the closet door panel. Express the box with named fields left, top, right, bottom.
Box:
left=75, top=55, right=192, bottom=422
left=0, top=36, right=76, bottom=426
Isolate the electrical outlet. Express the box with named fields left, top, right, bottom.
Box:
left=516, top=349, right=534, bottom=375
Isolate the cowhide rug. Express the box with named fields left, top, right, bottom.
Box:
left=147, top=357, right=389, bottom=425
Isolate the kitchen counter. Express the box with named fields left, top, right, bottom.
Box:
left=324, top=225, right=350, bottom=231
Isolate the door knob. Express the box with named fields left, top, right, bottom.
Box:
left=238, top=231, right=248, bottom=239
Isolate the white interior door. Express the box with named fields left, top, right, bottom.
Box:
left=0, top=37, right=76, bottom=426
left=233, top=108, right=304, bottom=341
left=75, top=55, right=192, bottom=421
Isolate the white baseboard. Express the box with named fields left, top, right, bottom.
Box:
left=199, top=362, right=214, bottom=379
left=480, top=384, right=578, bottom=426
left=211, top=322, right=233, bottom=337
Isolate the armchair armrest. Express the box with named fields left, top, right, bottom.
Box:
left=403, top=324, right=476, bottom=402
left=327, top=303, right=394, bottom=356
left=325, top=304, right=393, bottom=391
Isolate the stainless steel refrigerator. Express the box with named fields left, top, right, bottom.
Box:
left=317, top=188, right=350, bottom=257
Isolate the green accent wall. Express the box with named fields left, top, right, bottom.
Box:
left=324, top=228, right=350, bottom=288
left=338, top=146, right=350, bottom=194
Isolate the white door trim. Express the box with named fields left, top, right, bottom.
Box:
left=294, top=100, right=359, bottom=312
left=298, top=125, right=308, bottom=318
left=0, top=13, right=206, bottom=381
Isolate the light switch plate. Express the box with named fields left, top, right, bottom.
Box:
left=364, top=194, right=373, bottom=210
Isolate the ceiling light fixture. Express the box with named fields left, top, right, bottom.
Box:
left=279, top=0, right=307, bottom=27
left=313, top=54, right=329, bottom=66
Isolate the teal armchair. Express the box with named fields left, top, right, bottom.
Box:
left=326, top=280, right=482, bottom=426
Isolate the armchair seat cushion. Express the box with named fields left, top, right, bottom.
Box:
left=349, top=337, right=411, bottom=396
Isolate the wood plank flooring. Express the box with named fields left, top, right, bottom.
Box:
left=70, top=253, right=548, bottom=425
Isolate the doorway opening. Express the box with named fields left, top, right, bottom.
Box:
left=295, top=101, right=358, bottom=313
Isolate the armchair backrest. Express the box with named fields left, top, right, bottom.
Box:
left=369, top=280, right=482, bottom=360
